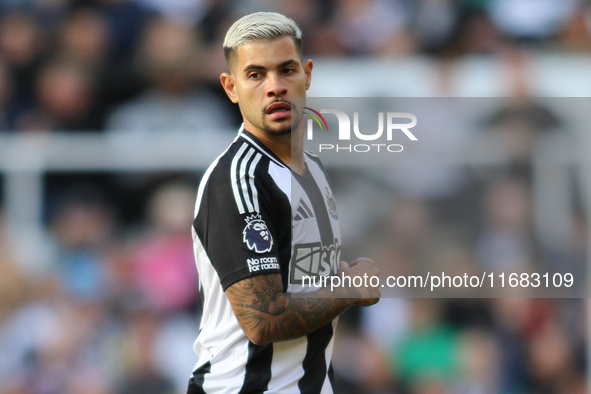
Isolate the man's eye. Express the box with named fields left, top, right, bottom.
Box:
left=249, top=73, right=261, bottom=79
left=283, top=68, right=295, bottom=75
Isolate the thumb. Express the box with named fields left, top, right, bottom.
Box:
left=339, top=261, right=349, bottom=271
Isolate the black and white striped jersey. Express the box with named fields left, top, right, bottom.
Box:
left=190, top=125, right=341, bottom=394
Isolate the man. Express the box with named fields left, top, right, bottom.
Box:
left=189, top=12, right=380, bottom=394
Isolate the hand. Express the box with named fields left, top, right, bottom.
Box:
left=337, top=257, right=381, bottom=307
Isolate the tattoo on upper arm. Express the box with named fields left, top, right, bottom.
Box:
left=226, top=274, right=349, bottom=344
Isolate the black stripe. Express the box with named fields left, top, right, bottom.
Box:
left=294, top=163, right=336, bottom=392
left=187, top=361, right=211, bottom=394
left=298, top=323, right=334, bottom=394
left=300, top=199, right=314, bottom=218
left=238, top=341, right=273, bottom=394
left=242, top=130, right=288, bottom=168
left=198, top=284, right=205, bottom=313
left=328, top=362, right=334, bottom=390
left=297, top=205, right=309, bottom=219
left=293, top=166, right=334, bottom=248
left=294, top=214, right=302, bottom=221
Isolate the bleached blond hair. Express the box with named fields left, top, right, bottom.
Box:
left=223, top=12, right=303, bottom=71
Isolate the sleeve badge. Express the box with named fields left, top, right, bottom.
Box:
left=243, top=213, right=273, bottom=253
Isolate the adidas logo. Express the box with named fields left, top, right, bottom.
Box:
left=294, top=199, right=314, bottom=222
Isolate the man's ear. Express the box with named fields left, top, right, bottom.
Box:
left=220, top=72, right=238, bottom=103
left=303, top=59, right=313, bottom=90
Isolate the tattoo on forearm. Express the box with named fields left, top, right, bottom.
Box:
left=226, top=274, right=349, bottom=344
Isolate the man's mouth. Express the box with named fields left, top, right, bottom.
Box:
left=266, top=102, right=291, bottom=119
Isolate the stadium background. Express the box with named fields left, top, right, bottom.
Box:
left=0, top=0, right=589, bottom=393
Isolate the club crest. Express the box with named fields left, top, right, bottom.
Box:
left=325, top=187, right=338, bottom=220
left=243, top=213, right=273, bottom=253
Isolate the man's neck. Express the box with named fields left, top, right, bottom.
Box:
left=245, top=126, right=305, bottom=176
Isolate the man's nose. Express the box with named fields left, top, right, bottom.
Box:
left=266, top=73, right=287, bottom=97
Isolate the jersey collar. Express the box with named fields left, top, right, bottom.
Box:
left=239, top=124, right=289, bottom=169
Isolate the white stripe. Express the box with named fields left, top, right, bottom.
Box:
left=194, top=131, right=242, bottom=217
left=231, top=143, right=249, bottom=214
left=195, top=163, right=218, bottom=217
left=249, top=153, right=262, bottom=212
left=268, top=161, right=291, bottom=203
left=239, top=148, right=256, bottom=213
left=267, top=337, right=307, bottom=392
left=240, top=133, right=286, bottom=168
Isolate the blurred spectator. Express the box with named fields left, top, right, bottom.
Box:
left=0, top=208, right=28, bottom=324
left=193, top=2, right=236, bottom=83
left=58, top=8, right=110, bottom=68
left=138, top=0, right=209, bottom=26
left=454, top=9, right=502, bottom=54
left=95, top=0, right=151, bottom=60
left=477, top=177, right=535, bottom=272
left=30, top=299, right=113, bottom=394
left=412, top=0, right=462, bottom=55
left=451, top=328, right=500, bottom=393
left=106, top=16, right=234, bottom=134
left=128, top=182, right=198, bottom=313
left=15, top=58, right=102, bottom=131
left=0, top=11, right=45, bottom=124
left=0, top=58, right=13, bottom=130
left=276, top=0, right=342, bottom=56
left=0, top=11, right=42, bottom=87
left=0, top=236, right=27, bottom=327
left=55, top=8, right=142, bottom=127
left=560, top=9, right=591, bottom=52
left=527, top=320, right=577, bottom=392
left=49, top=186, right=115, bottom=299
left=332, top=319, right=393, bottom=394
left=489, top=0, right=580, bottom=43
left=0, top=281, right=117, bottom=394
left=385, top=198, right=433, bottom=268
left=490, top=298, right=532, bottom=392
left=391, top=299, right=460, bottom=393
left=483, top=97, right=562, bottom=168
left=331, top=0, right=415, bottom=55
left=115, top=309, right=176, bottom=394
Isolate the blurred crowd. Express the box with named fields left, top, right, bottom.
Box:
left=0, top=180, right=201, bottom=393
left=0, top=0, right=590, bottom=393
left=0, top=0, right=591, bottom=133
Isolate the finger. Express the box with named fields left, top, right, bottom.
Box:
left=349, top=257, right=372, bottom=267
left=338, top=261, right=349, bottom=272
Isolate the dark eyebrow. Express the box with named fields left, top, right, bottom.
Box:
left=243, top=64, right=266, bottom=73
left=243, top=59, right=300, bottom=74
left=278, top=59, right=299, bottom=68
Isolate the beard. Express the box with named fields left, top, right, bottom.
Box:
left=258, top=103, right=304, bottom=136
left=260, top=116, right=292, bottom=136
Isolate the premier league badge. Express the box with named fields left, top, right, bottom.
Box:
left=243, top=213, right=273, bottom=253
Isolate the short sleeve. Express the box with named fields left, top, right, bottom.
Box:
left=194, top=155, right=282, bottom=291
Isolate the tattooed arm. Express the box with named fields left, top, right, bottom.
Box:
left=225, top=258, right=380, bottom=346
